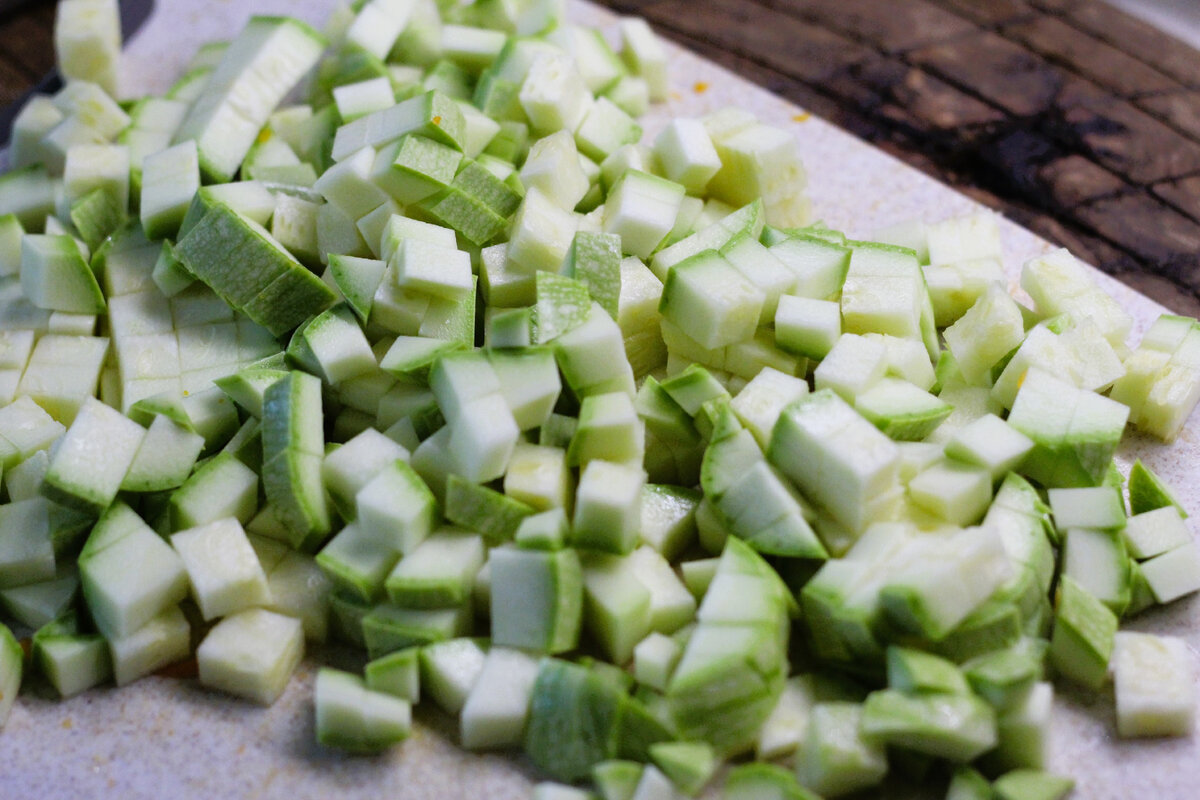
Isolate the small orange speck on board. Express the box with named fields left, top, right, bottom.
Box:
left=670, top=91, right=682, bottom=101
left=693, top=81, right=709, bottom=94
left=237, top=744, right=247, bottom=756
left=432, top=115, right=442, bottom=126
left=62, top=718, right=73, bottom=730
left=792, top=112, right=811, bottom=123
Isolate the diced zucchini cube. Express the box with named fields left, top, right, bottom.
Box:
left=907, top=459, right=993, bottom=526
left=569, top=391, right=643, bottom=466
left=504, top=443, right=572, bottom=512
left=775, top=294, right=841, bottom=361
left=1122, top=506, right=1191, bottom=560
left=554, top=302, right=637, bottom=398
left=420, top=637, right=487, bottom=715
left=887, top=646, right=970, bottom=695
left=356, top=459, right=437, bottom=555
left=0, top=622, right=20, bottom=725
left=991, top=680, right=1054, bottom=771
left=459, top=646, right=541, bottom=749
left=1128, top=458, right=1187, bottom=517
left=333, top=76, right=395, bottom=122
left=141, top=140, right=200, bottom=240
left=619, top=18, right=668, bottom=101
left=942, top=283, right=1026, bottom=385
left=1141, top=541, right=1200, bottom=603
left=860, top=689, right=997, bottom=762
left=633, top=632, right=681, bottom=692
left=854, top=377, right=952, bottom=442
left=322, top=428, right=409, bottom=517
left=628, top=546, right=696, bottom=634
left=490, top=545, right=583, bottom=653
left=754, top=676, right=816, bottom=762
left=292, top=304, right=376, bottom=384
left=653, top=118, right=720, bottom=195
left=1061, top=526, right=1130, bottom=614
left=992, top=770, right=1074, bottom=800
left=386, top=530, right=485, bottom=608
left=1049, top=486, right=1126, bottom=530
left=0, top=564, right=78, bottom=628
left=0, top=497, right=56, bottom=589
left=943, top=414, right=1033, bottom=481
left=507, top=186, right=579, bottom=274
left=315, top=667, right=411, bottom=753
left=768, top=389, right=899, bottom=537
left=32, top=612, right=111, bottom=698
left=20, top=233, right=106, bottom=315
left=42, top=397, right=144, bottom=513
left=659, top=249, right=764, bottom=351
left=515, top=508, right=571, bottom=551
left=796, top=702, right=887, bottom=797
left=169, top=451, right=259, bottom=530
left=519, top=51, right=592, bottom=136
left=574, top=460, right=646, bottom=555
left=108, top=604, right=191, bottom=686
left=603, top=170, right=685, bottom=260
left=365, top=646, right=421, bottom=702
left=519, top=130, right=589, bottom=210
left=575, top=96, right=642, bottom=163
left=79, top=502, right=188, bottom=638
left=490, top=348, right=563, bottom=431
left=315, top=520, right=398, bottom=602
left=197, top=608, right=304, bottom=705
left=1112, top=631, right=1195, bottom=737
left=170, top=518, right=270, bottom=621
left=581, top=552, right=652, bottom=665
left=430, top=349, right=501, bottom=425
left=1049, top=576, right=1116, bottom=689
left=392, top=237, right=473, bottom=299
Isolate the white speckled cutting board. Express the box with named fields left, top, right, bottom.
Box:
left=2, top=2, right=1198, bottom=798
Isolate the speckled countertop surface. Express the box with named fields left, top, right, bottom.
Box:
left=1, top=2, right=1198, bottom=798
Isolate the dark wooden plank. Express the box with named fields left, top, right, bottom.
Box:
left=1003, top=14, right=1180, bottom=99
left=637, top=20, right=885, bottom=142
left=1137, top=91, right=1200, bottom=143
left=0, top=53, right=35, bottom=108
left=1120, top=271, right=1200, bottom=317
left=1036, top=154, right=1126, bottom=208
left=1012, top=208, right=1139, bottom=276
left=1026, top=0, right=1078, bottom=12
left=907, top=30, right=1064, bottom=117
left=931, top=0, right=1036, bottom=26
left=1152, top=176, right=1200, bottom=226
left=822, top=56, right=1004, bottom=136
left=0, top=6, right=56, bottom=82
left=880, top=65, right=1006, bottom=132
left=1075, top=192, right=1200, bottom=279
left=756, top=0, right=977, bottom=53
left=1063, top=0, right=1200, bottom=89
left=1057, top=76, right=1200, bottom=184
left=638, top=0, right=875, bottom=85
